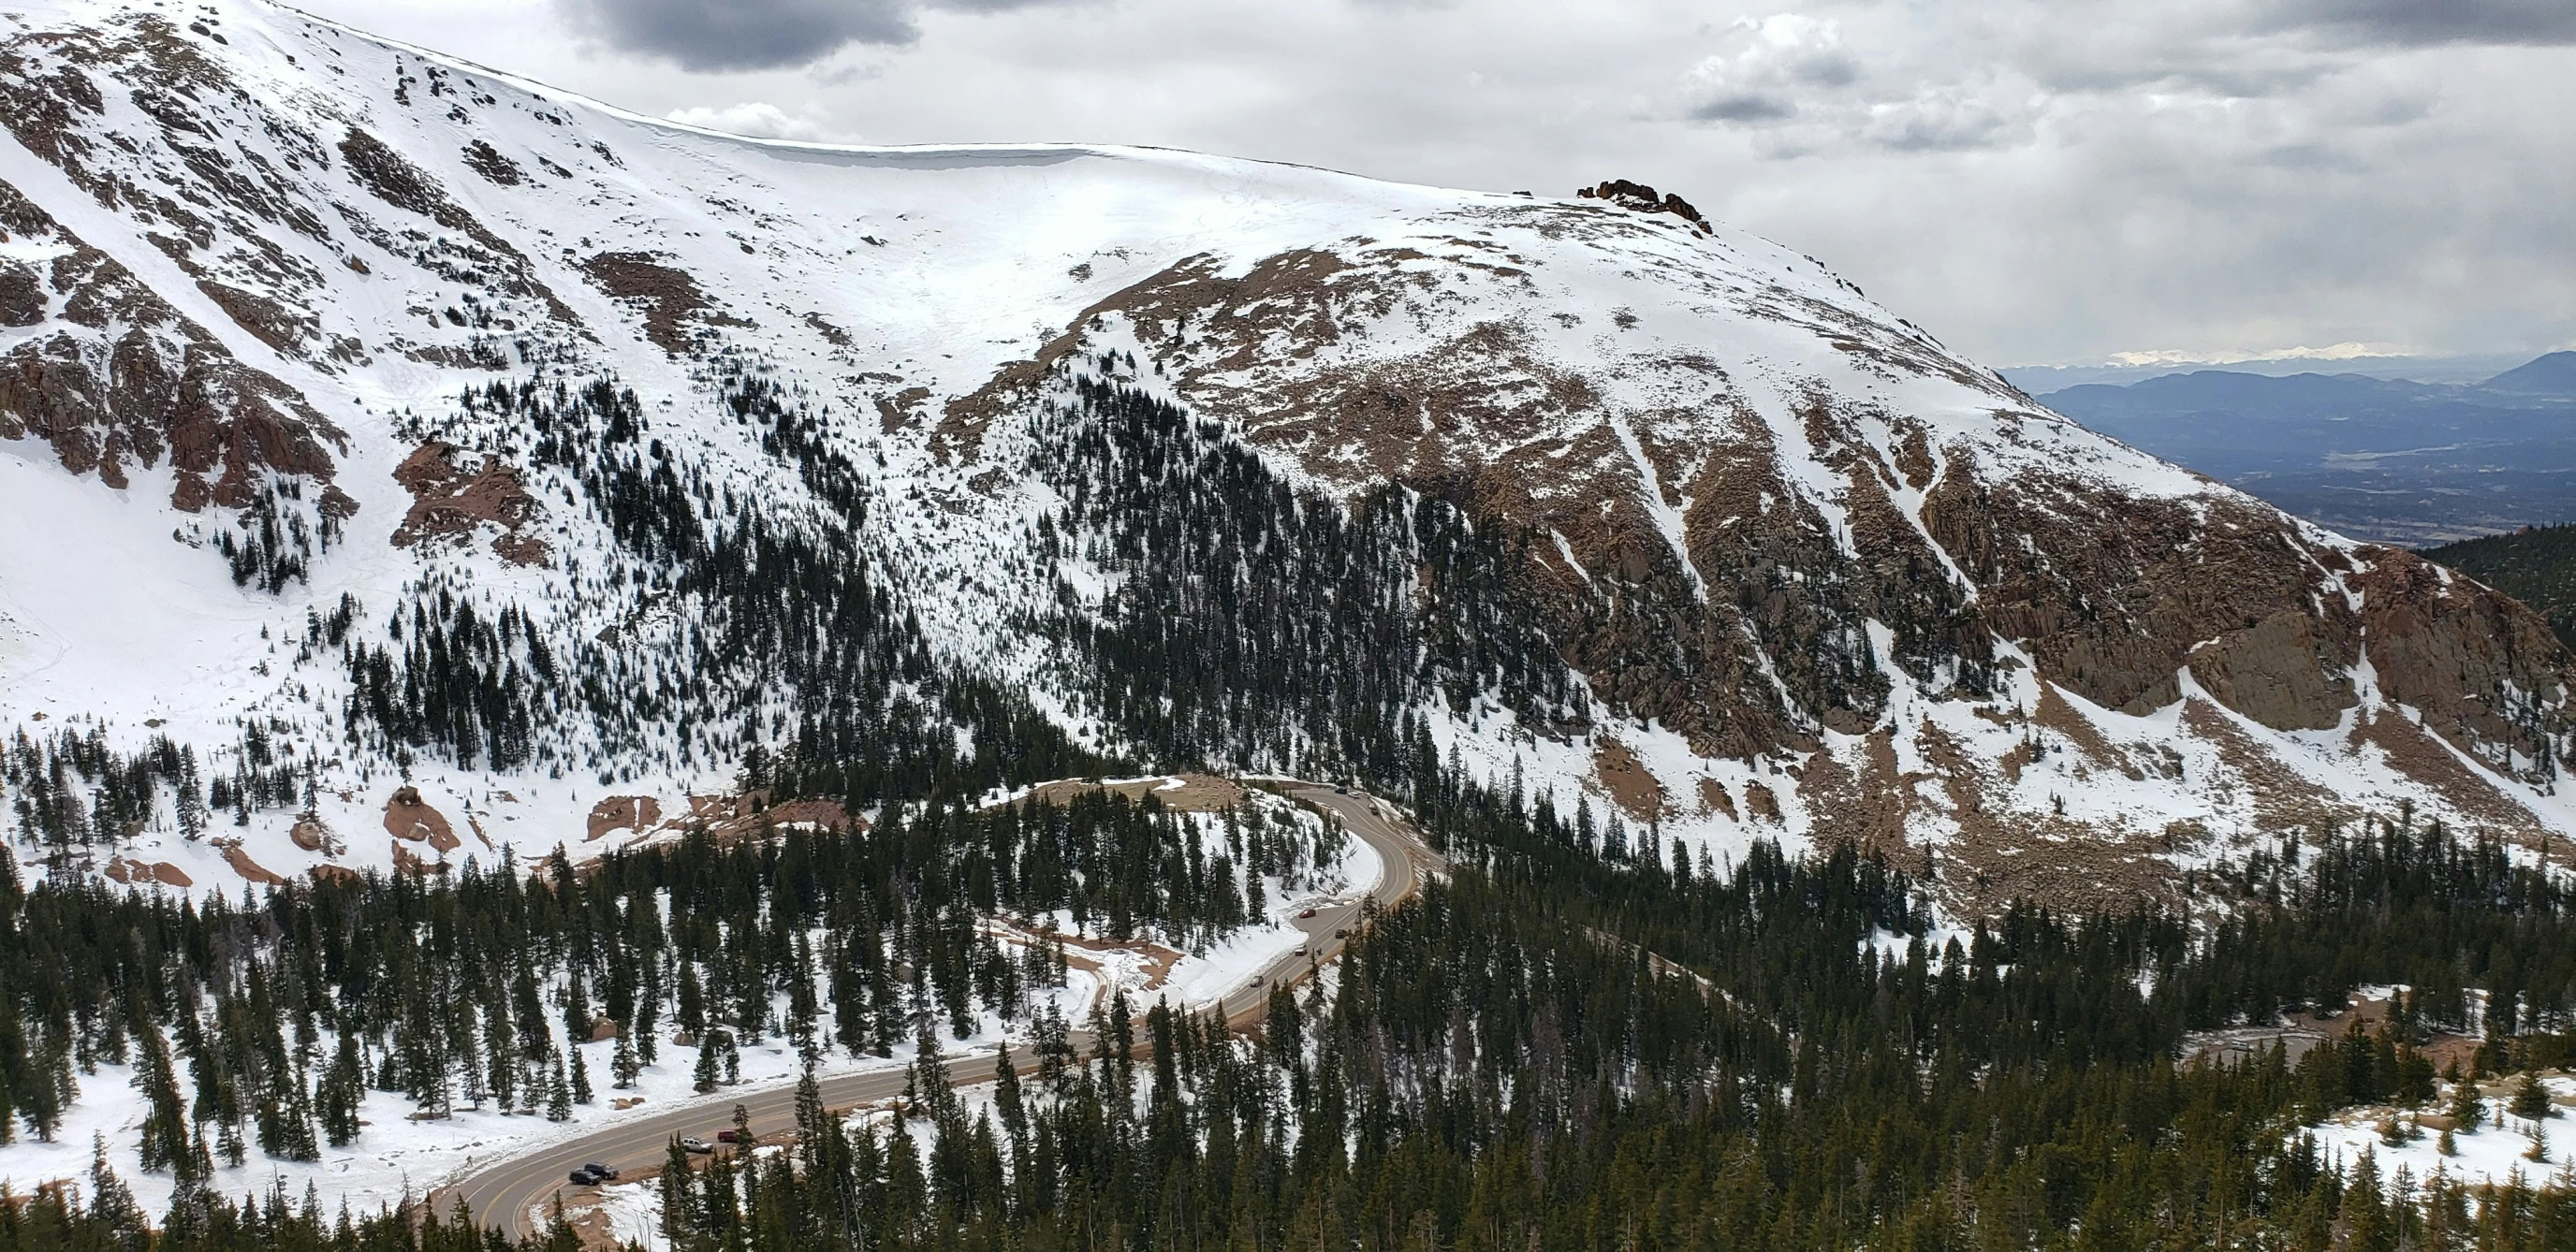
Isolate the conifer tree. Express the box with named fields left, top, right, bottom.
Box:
left=2512, top=1070, right=2556, bottom=1123
left=693, top=1039, right=720, bottom=1095
left=546, top=1055, right=572, bottom=1122
left=2450, top=1078, right=2487, bottom=1133
left=612, top=1028, right=640, bottom=1090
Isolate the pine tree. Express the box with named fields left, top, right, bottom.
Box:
left=570, top=1048, right=593, bottom=1104
left=546, top=1055, right=573, bottom=1122
left=89, top=1133, right=148, bottom=1251
left=612, top=1028, right=640, bottom=1090
left=693, top=1038, right=721, bottom=1095
left=660, top=1135, right=695, bottom=1246
left=2512, top=1071, right=2555, bottom=1123
left=2449, top=1079, right=2486, bottom=1133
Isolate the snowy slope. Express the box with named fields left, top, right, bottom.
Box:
left=2, top=0, right=2572, bottom=906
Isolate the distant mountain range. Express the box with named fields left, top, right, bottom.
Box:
left=2035, top=353, right=2576, bottom=546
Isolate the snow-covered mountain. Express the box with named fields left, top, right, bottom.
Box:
left=4, top=0, right=2571, bottom=909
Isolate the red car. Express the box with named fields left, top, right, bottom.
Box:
left=1297, top=908, right=1318, bottom=919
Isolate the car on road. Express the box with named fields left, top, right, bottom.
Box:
left=681, top=1136, right=714, bottom=1155
left=717, top=1128, right=746, bottom=1143
left=569, top=1167, right=604, bottom=1186
left=583, top=1163, right=618, bottom=1181
left=1295, top=946, right=1309, bottom=956
left=1297, top=908, right=1318, bottom=918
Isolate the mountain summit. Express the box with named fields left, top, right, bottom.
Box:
left=3, top=0, right=2571, bottom=907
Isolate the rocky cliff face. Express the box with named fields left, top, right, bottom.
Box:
left=1, top=0, right=2569, bottom=905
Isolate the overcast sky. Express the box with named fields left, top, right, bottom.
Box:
left=297, top=0, right=2576, bottom=369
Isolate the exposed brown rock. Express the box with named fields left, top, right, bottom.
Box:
left=662, top=794, right=867, bottom=848
left=2186, top=611, right=2354, bottom=732
left=1573, top=179, right=1713, bottom=234
left=384, top=785, right=461, bottom=852
left=2349, top=551, right=2570, bottom=774
left=104, top=857, right=191, bottom=887
left=1697, top=778, right=1736, bottom=820
left=1590, top=737, right=1664, bottom=821
left=804, top=311, right=851, bottom=346
left=390, top=441, right=547, bottom=565
left=0, top=177, right=353, bottom=518
left=461, top=138, right=523, bottom=186
left=1742, top=781, right=1780, bottom=823
left=0, top=262, right=44, bottom=325
left=289, top=812, right=338, bottom=854
left=389, top=840, right=446, bottom=875
left=587, top=795, right=662, bottom=841
left=219, top=842, right=285, bottom=886
left=876, top=386, right=930, bottom=434
left=336, top=126, right=578, bottom=324
left=196, top=278, right=312, bottom=356
left=580, top=252, right=746, bottom=356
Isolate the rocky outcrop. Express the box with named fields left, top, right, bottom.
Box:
left=1574, top=179, right=1714, bottom=234
left=391, top=441, right=547, bottom=565
left=0, top=177, right=354, bottom=517
left=579, top=253, right=744, bottom=356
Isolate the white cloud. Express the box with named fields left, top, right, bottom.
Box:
left=2109, top=342, right=2413, bottom=366
left=665, top=100, right=842, bottom=141
left=1680, top=14, right=1857, bottom=123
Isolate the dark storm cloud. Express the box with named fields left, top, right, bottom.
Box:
left=558, top=0, right=918, bottom=70
left=1690, top=94, right=1796, bottom=123
left=558, top=0, right=1101, bottom=70
left=2276, top=0, right=2576, bottom=47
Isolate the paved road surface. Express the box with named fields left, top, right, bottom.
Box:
left=440, top=783, right=1437, bottom=1240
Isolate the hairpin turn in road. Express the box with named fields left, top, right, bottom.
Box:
left=437, top=783, right=1441, bottom=1241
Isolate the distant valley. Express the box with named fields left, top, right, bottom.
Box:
left=2031, top=351, right=2576, bottom=546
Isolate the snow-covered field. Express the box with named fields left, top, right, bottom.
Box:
left=2313, top=1074, right=2576, bottom=1193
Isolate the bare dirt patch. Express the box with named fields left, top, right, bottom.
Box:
left=1021, top=773, right=1248, bottom=813
left=288, top=811, right=344, bottom=855
left=104, top=857, right=192, bottom=887
left=216, top=841, right=285, bottom=886
left=2178, top=698, right=2361, bottom=836
left=641, top=794, right=862, bottom=849
left=1591, top=737, right=1664, bottom=821
left=2031, top=683, right=2135, bottom=779
left=384, top=786, right=461, bottom=852
left=587, top=795, right=662, bottom=841
left=1697, top=778, right=1736, bottom=820
left=390, top=840, right=446, bottom=876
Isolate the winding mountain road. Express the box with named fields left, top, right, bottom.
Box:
left=439, top=783, right=1439, bottom=1240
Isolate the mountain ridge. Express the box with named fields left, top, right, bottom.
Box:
left=2, top=0, right=2573, bottom=911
